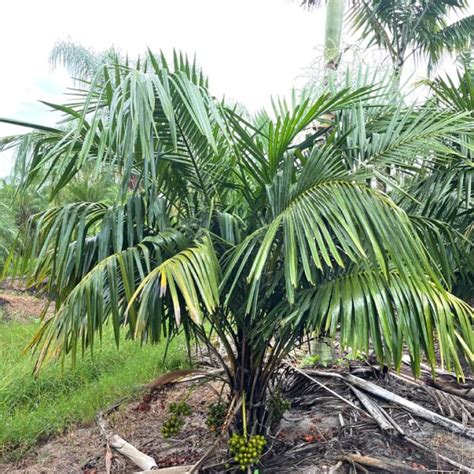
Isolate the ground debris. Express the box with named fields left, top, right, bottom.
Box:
left=0, top=353, right=473, bottom=473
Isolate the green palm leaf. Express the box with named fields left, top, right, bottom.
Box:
left=285, top=265, right=472, bottom=376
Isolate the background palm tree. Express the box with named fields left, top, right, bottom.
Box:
left=301, top=0, right=474, bottom=78
left=1, top=50, right=472, bottom=443
left=0, top=201, right=16, bottom=270
left=302, top=0, right=346, bottom=70
left=54, top=170, right=119, bottom=205
left=49, top=39, right=120, bottom=81
left=0, top=178, right=47, bottom=271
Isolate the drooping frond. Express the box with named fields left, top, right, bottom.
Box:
left=419, top=15, right=474, bottom=70
left=284, top=265, right=473, bottom=376
left=29, top=232, right=218, bottom=367
left=131, top=235, right=220, bottom=327
left=237, top=146, right=445, bottom=309
left=14, top=194, right=177, bottom=299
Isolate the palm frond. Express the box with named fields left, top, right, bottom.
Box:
left=244, top=147, right=443, bottom=309
left=29, top=231, right=216, bottom=367
left=420, top=15, right=474, bottom=69
left=338, top=101, right=473, bottom=174
left=285, top=265, right=473, bottom=375
left=49, top=39, right=121, bottom=80
left=425, top=67, right=474, bottom=113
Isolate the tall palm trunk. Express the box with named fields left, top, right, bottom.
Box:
left=313, top=0, right=347, bottom=360
left=324, top=0, right=345, bottom=71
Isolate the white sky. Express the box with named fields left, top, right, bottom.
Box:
left=0, top=0, right=471, bottom=177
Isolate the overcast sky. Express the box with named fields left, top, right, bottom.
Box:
left=0, top=0, right=470, bottom=177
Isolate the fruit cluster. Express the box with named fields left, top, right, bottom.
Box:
left=161, top=414, right=184, bottom=438
left=168, top=401, right=192, bottom=417
left=270, top=394, right=291, bottom=423
left=228, top=433, right=266, bottom=471
left=206, top=402, right=227, bottom=433
left=161, top=401, right=192, bottom=439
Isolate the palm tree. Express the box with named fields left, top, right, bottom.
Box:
left=399, top=66, right=474, bottom=298
left=49, top=39, right=120, bottom=81
left=302, top=0, right=474, bottom=78
left=351, top=0, right=474, bottom=77
left=302, top=0, right=346, bottom=70
left=0, top=177, right=47, bottom=271
left=0, top=201, right=16, bottom=270
left=54, top=170, right=119, bottom=206
left=1, top=51, right=472, bottom=443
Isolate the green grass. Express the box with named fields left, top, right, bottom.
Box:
left=0, top=318, right=187, bottom=460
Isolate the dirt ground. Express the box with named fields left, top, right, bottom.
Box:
left=0, top=363, right=472, bottom=473
left=0, top=383, right=223, bottom=474
left=0, top=290, right=52, bottom=322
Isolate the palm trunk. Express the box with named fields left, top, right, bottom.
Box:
left=233, top=333, right=269, bottom=434
left=392, top=58, right=404, bottom=90
left=324, top=0, right=345, bottom=71
left=231, top=328, right=296, bottom=435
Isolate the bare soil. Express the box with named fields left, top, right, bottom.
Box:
left=0, top=290, right=52, bottom=323
left=0, top=383, right=222, bottom=474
